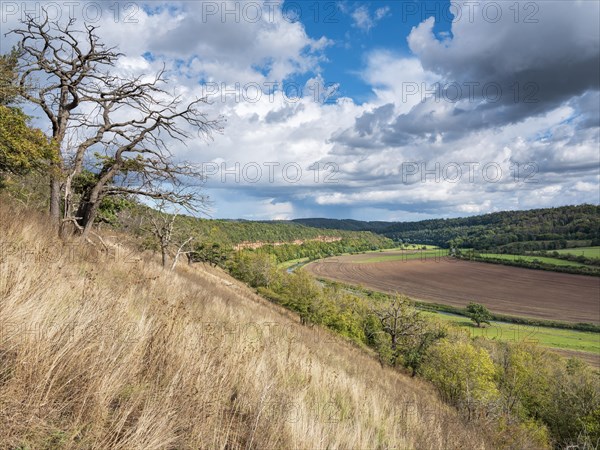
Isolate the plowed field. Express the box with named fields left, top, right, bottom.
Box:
left=306, top=254, right=600, bottom=324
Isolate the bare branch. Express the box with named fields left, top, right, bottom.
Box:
left=9, top=12, right=222, bottom=234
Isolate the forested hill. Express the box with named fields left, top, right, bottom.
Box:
left=114, top=203, right=392, bottom=251
left=175, top=216, right=391, bottom=247
left=288, top=218, right=392, bottom=233
left=292, top=204, right=600, bottom=250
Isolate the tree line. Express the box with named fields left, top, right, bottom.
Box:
left=293, top=205, right=600, bottom=251
left=88, top=200, right=391, bottom=269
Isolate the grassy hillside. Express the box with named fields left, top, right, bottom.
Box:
left=0, top=204, right=485, bottom=449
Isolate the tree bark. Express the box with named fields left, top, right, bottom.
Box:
left=161, top=245, right=168, bottom=268
left=78, top=200, right=101, bottom=238
left=49, top=176, right=61, bottom=224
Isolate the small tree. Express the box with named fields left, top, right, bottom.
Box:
left=0, top=49, right=55, bottom=183
left=422, top=339, right=499, bottom=420
left=402, top=324, right=447, bottom=377
left=190, top=242, right=228, bottom=267
left=228, top=250, right=278, bottom=289
left=466, top=302, right=492, bottom=328
left=370, top=293, right=446, bottom=375
left=0, top=105, right=54, bottom=180
left=371, top=294, right=422, bottom=358
left=144, top=202, right=194, bottom=270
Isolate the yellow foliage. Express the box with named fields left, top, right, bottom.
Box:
left=423, top=338, right=500, bottom=407
left=0, top=105, right=56, bottom=176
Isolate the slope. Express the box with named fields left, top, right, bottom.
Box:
left=0, top=203, right=487, bottom=450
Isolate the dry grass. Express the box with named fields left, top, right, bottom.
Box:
left=0, top=203, right=488, bottom=449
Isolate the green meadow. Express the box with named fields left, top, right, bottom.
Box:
left=554, top=246, right=600, bottom=258
left=425, top=311, right=600, bottom=354
left=478, top=253, right=590, bottom=267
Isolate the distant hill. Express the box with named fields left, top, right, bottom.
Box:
left=113, top=201, right=392, bottom=248
left=293, top=204, right=600, bottom=250
left=173, top=216, right=392, bottom=248
left=291, top=218, right=391, bottom=232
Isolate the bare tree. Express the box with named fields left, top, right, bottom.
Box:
left=171, top=237, right=194, bottom=271
left=371, top=293, right=425, bottom=354
left=145, top=203, right=194, bottom=270
left=9, top=13, right=221, bottom=236
left=371, top=293, right=446, bottom=375
left=71, top=69, right=218, bottom=238
left=11, top=15, right=121, bottom=225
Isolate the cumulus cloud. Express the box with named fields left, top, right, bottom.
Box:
left=407, top=2, right=600, bottom=119
left=348, top=5, right=390, bottom=31
left=1, top=0, right=598, bottom=219
left=338, top=2, right=390, bottom=32
left=324, top=1, right=599, bottom=217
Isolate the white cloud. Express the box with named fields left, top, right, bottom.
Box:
left=94, top=1, right=330, bottom=86
left=1, top=0, right=598, bottom=219
left=574, top=181, right=597, bottom=193
left=348, top=5, right=390, bottom=32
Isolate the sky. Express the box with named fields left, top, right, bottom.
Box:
left=1, top=1, right=599, bottom=221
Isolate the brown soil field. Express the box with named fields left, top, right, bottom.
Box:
left=306, top=255, right=600, bottom=324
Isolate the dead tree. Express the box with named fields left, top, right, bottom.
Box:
left=73, top=70, right=219, bottom=238
left=371, top=293, right=446, bottom=375
left=146, top=203, right=194, bottom=270
left=171, top=237, right=194, bottom=271
left=10, top=15, right=121, bottom=226
left=371, top=293, right=425, bottom=354
left=9, top=13, right=221, bottom=236
left=149, top=208, right=175, bottom=269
